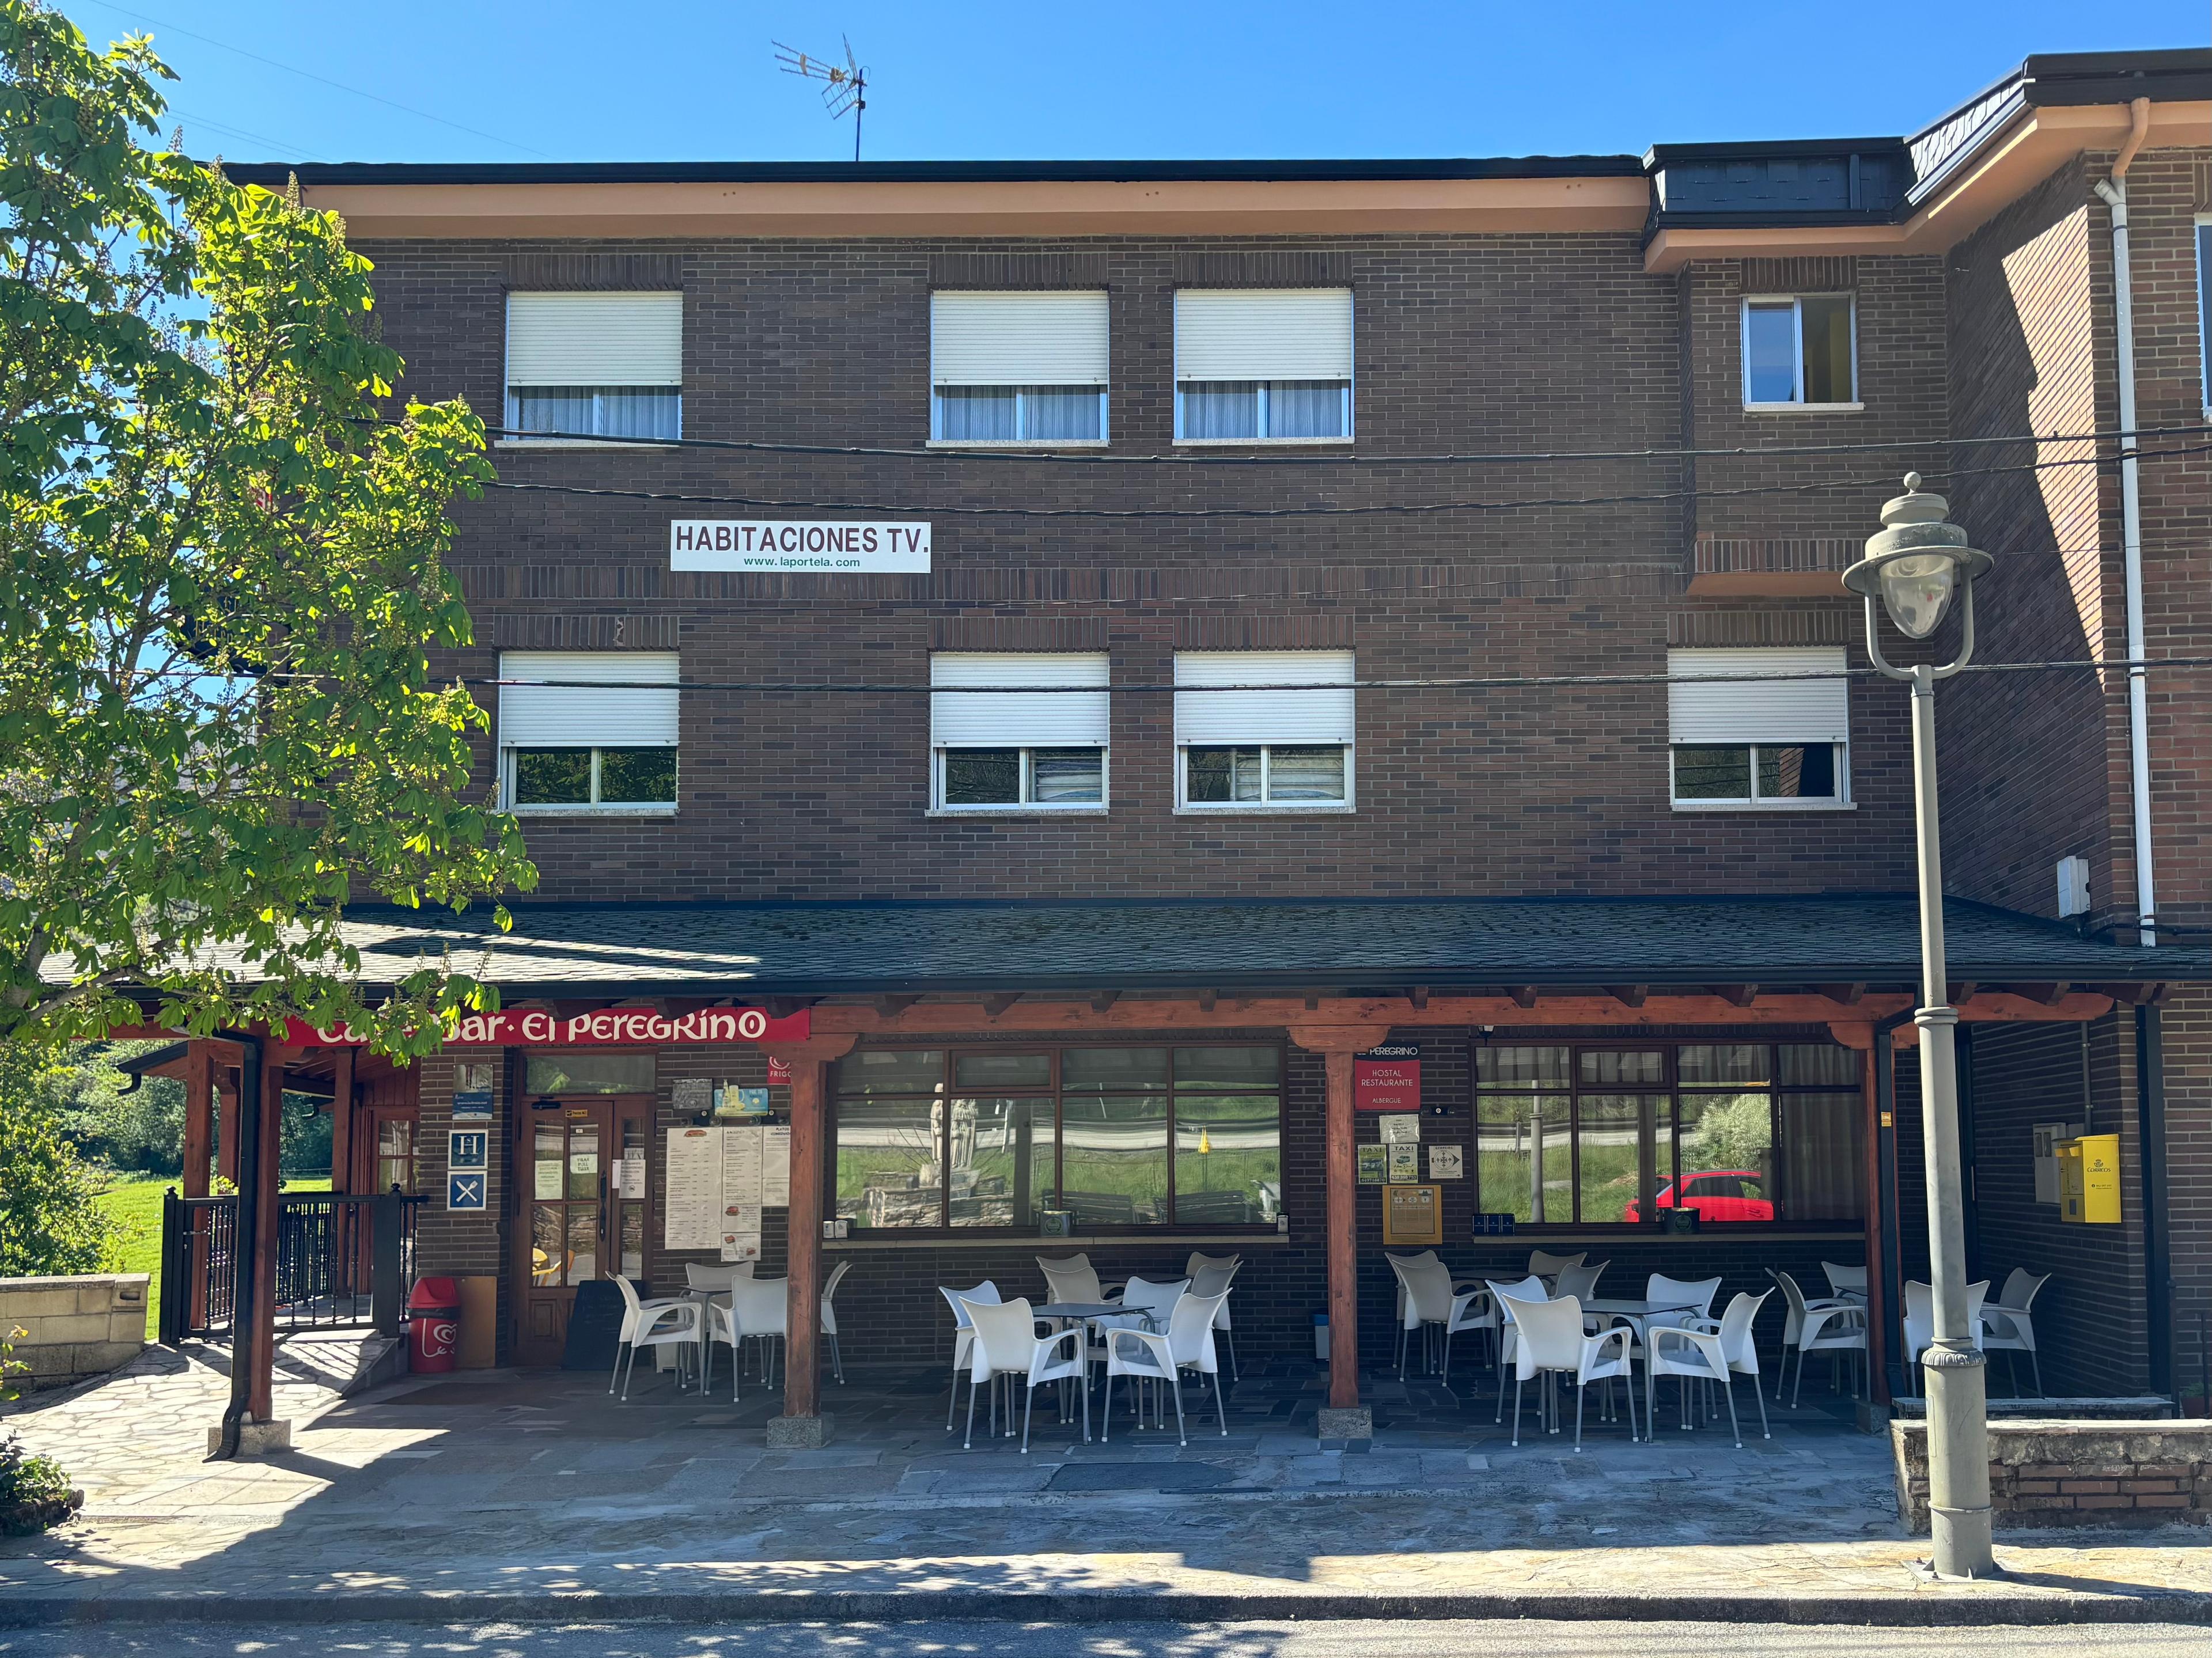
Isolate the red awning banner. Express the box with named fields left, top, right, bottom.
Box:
left=283, top=1007, right=811, bottom=1048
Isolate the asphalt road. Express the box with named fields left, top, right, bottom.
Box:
left=4, top=1621, right=2211, bottom=1657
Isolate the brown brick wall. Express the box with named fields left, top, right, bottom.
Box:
left=353, top=231, right=1946, bottom=904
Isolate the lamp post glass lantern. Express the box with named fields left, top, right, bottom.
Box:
left=1843, top=474, right=1997, bottom=1579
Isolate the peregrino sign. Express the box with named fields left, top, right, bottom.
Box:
left=670, top=520, right=930, bottom=574
left=283, top=1007, right=812, bottom=1048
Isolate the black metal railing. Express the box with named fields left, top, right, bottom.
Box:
left=161, top=1188, right=425, bottom=1343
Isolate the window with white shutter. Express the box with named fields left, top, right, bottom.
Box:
left=1174, top=289, right=1353, bottom=443
left=506, top=292, right=683, bottom=441
left=1668, top=647, right=1850, bottom=808
left=930, top=292, right=1109, bottom=446
left=930, top=653, right=1110, bottom=809
left=1174, top=651, right=1354, bottom=808
left=498, top=652, right=680, bottom=811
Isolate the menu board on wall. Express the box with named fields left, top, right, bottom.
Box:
left=665, top=1123, right=794, bottom=1254
left=762, top=1124, right=791, bottom=1207
left=663, top=1126, right=722, bottom=1251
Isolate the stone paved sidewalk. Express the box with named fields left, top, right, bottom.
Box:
left=2, top=1352, right=2206, bottom=1626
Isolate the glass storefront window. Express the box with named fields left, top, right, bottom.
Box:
left=1475, top=1041, right=1862, bottom=1226
left=525, top=1053, right=656, bottom=1095
left=830, top=1044, right=1283, bottom=1231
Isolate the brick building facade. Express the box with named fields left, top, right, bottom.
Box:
left=172, top=50, right=2209, bottom=1435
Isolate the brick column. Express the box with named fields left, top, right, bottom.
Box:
left=1289, top=1024, right=1391, bottom=1444
left=764, top=1034, right=855, bottom=1447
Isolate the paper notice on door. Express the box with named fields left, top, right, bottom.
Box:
left=534, top=1160, right=563, bottom=1200
left=664, top=1126, right=721, bottom=1251
left=761, top=1123, right=791, bottom=1207
left=721, top=1123, right=764, bottom=1206
left=570, top=1152, right=599, bottom=1176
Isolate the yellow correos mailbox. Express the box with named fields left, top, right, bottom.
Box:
left=2056, top=1133, right=2122, bottom=1224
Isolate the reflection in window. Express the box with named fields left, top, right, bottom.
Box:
left=834, top=1095, right=942, bottom=1230
left=950, top=1096, right=1054, bottom=1228
left=1061, top=1094, right=1169, bottom=1227
left=1175, top=1094, right=1280, bottom=1224
left=829, top=1044, right=1282, bottom=1230
left=525, top=1053, right=657, bottom=1095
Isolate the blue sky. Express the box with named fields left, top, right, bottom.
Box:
left=65, top=1, right=2209, bottom=166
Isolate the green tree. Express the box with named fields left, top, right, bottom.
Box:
left=0, top=2, right=534, bottom=1058
left=0, top=1042, right=113, bottom=1276
left=1685, top=1094, right=1773, bottom=1177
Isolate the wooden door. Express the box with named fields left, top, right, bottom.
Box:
left=511, top=1095, right=654, bottom=1366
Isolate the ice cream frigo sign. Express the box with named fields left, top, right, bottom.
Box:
left=671, top=520, right=931, bottom=574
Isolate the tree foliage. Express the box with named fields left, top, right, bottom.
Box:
left=0, top=1, right=534, bottom=1057
left=1685, top=1094, right=1772, bottom=1177
left=0, top=1042, right=113, bottom=1276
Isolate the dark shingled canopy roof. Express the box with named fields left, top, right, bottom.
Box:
left=268, top=895, right=2195, bottom=997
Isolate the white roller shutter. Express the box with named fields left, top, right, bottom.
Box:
left=507, top=293, right=683, bottom=387
left=1667, top=648, right=1850, bottom=746
left=499, top=652, right=680, bottom=748
left=931, top=653, right=1111, bottom=747
left=1174, top=289, right=1353, bottom=382
left=931, top=291, right=1109, bottom=388
left=1174, top=651, right=1355, bottom=746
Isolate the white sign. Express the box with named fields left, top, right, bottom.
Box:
left=664, top=1126, right=721, bottom=1252
left=671, top=520, right=931, bottom=574
left=1378, top=1114, right=1421, bottom=1145
left=1429, top=1144, right=1465, bottom=1180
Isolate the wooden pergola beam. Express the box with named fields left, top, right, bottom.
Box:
left=1607, top=985, right=1649, bottom=1008
left=816, top=988, right=2116, bottom=1038
left=873, top=993, right=921, bottom=1018
left=1090, top=990, right=1121, bottom=1013
left=1820, top=982, right=1868, bottom=1006
left=1710, top=984, right=1759, bottom=1007
left=1408, top=985, right=1430, bottom=1011
left=1510, top=985, right=1540, bottom=1008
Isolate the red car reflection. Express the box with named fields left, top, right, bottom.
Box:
left=1623, top=1170, right=1774, bottom=1223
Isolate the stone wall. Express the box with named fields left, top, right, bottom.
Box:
left=1892, top=1419, right=2212, bottom=1531
left=0, top=1274, right=149, bottom=1391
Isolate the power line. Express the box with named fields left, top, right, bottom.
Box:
left=476, top=441, right=2212, bottom=522
left=78, top=0, right=551, bottom=159
left=478, top=419, right=2210, bottom=471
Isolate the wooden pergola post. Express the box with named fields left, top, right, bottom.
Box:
left=1289, top=1023, right=1391, bottom=1443
left=764, top=1033, right=856, bottom=1447
left=246, top=1047, right=287, bottom=1424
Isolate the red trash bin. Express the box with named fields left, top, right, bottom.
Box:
left=408, top=1276, right=461, bottom=1374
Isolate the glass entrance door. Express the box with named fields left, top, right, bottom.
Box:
left=512, top=1100, right=615, bottom=1366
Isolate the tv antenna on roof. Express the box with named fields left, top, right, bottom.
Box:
left=773, top=36, right=869, bottom=162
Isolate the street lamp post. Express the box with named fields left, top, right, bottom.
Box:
left=1843, top=473, right=1997, bottom=1579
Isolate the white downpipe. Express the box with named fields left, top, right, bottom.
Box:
left=2093, top=98, right=2154, bottom=946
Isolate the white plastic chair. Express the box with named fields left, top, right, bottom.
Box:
left=819, top=1259, right=852, bottom=1384
left=1822, top=1261, right=1868, bottom=1298
left=959, top=1295, right=1087, bottom=1452
left=706, top=1274, right=790, bottom=1400
left=1903, top=1278, right=1990, bottom=1396
left=1101, top=1290, right=1230, bottom=1445
left=1643, top=1273, right=1721, bottom=1332
left=608, top=1274, right=701, bottom=1401
left=1484, top=1275, right=1550, bottom=1421
left=1528, top=1249, right=1586, bottom=1278
left=684, top=1262, right=756, bottom=1291
left=1038, top=1254, right=1115, bottom=1307
left=1187, top=1255, right=1244, bottom=1380
left=1980, top=1269, right=2051, bottom=1396
left=1554, top=1261, right=1607, bottom=1304
left=1646, top=1289, right=1772, bottom=1447
left=1387, top=1250, right=1443, bottom=1372
left=1397, top=1259, right=1492, bottom=1383
left=1495, top=1291, right=1636, bottom=1450
left=1771, top=1269, right=1867, bottom=1406
left=938, top=1280, right=1001, bottom=1431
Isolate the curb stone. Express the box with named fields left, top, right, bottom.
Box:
left=5, top=1587, right=2212, bottom=1630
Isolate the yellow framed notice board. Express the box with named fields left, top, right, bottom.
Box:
left=1381, top=1183, right=1442, bottom=1246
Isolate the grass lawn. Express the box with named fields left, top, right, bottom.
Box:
left=93, top=1172, right=331, bottom=1341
